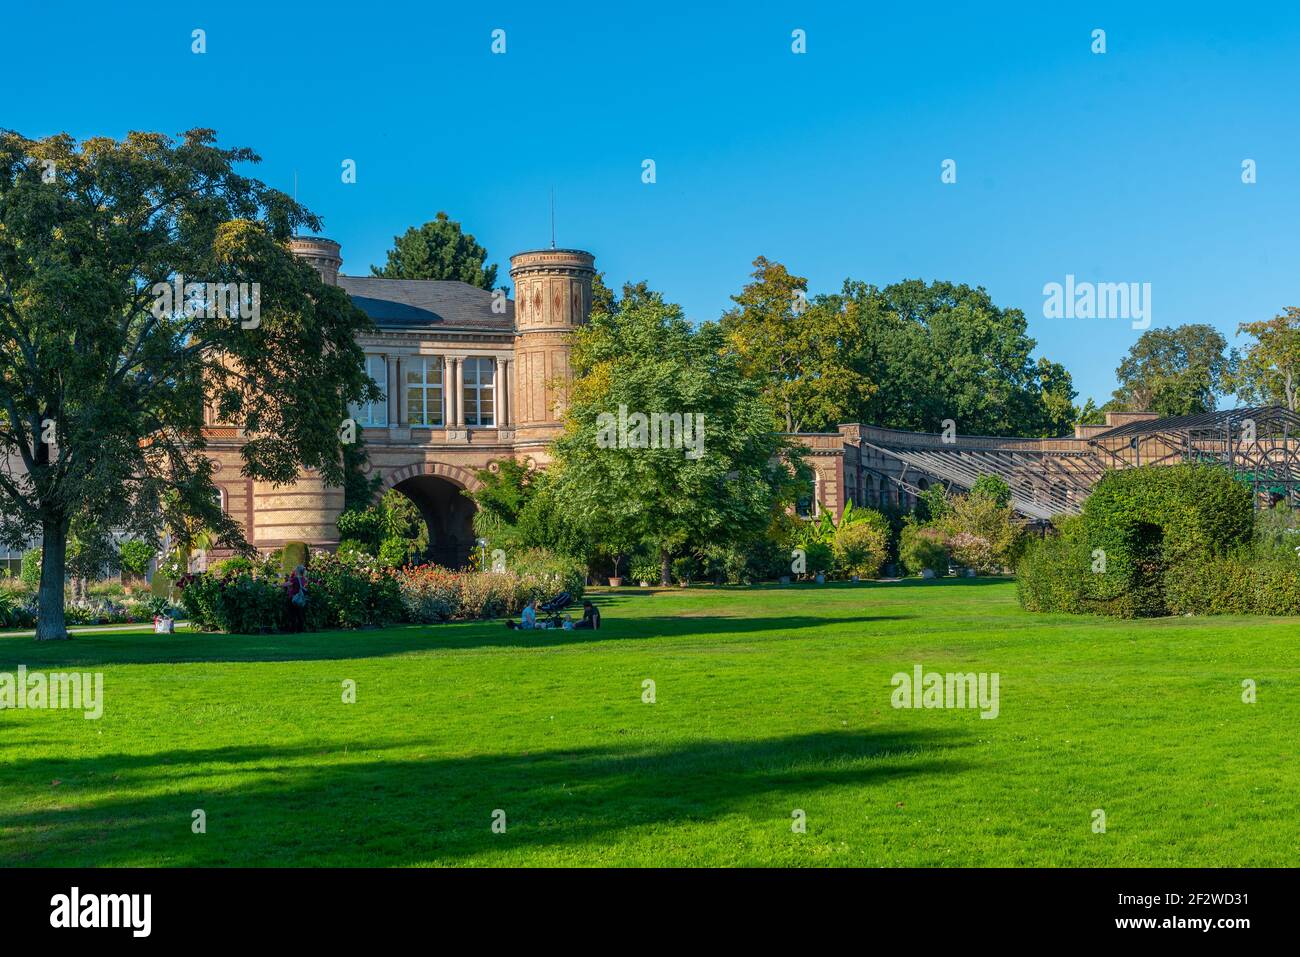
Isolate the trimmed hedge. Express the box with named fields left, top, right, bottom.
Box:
left=1083, top=463, right=1252, bottom=572
left=1018, top=465, right=1256, bottom=618
left=1164, top=554, right=1300, bottom=617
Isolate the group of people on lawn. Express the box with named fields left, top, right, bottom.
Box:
left=509, top=599, right=601, bottom=631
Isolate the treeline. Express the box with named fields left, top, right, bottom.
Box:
left=716, top=258, right=1075, bottom=437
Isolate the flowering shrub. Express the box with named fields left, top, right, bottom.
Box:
left=177, top=547, right=583, bottom=632
left=303, top=554, right=403, bottom=630
left=398, top=565, right=462, bottom=622
left=936, top=492, right=1023, bottom=571
left=947, top=532, right=998, bottom=574
left=396, top=552, right=585, bottom=623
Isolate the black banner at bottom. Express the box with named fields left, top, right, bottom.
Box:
left=0, top=867, right=1279, bottom=942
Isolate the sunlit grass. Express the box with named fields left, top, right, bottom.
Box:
left=1, top=579, right=1295, bottom=866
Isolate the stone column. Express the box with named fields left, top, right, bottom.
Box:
left=385, top=355, right=398, bottom=426
left=443, top=355, right=455, bottom=427
left=494, top=356, right=505, bottom=428
left=506, top=359, right=514, bottom=426
left=454, top=357, right=465, bottom=427
left=396, top=356, right=407, bottom=426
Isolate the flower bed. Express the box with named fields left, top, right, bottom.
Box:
left=177, top=548, right=585, bottom=633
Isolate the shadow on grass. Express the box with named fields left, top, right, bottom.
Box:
left=0, top=728, right=972, bottom=866
left=0, top=612, right=912, bottom=668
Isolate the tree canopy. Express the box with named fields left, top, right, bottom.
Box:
left=0, top=128, right=378, bottom=638
left=1111, top=324, right=1232, bottom=417
left=722, top=258, right=1077, bottom=437
left=1234, top=307, right=1300, bottom=412
left=370, top=211, right=498, bottom=289
left=551, top=282, right=805, bottom=584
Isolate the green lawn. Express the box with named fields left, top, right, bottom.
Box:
left=1, top=579, right=1296, bottom=866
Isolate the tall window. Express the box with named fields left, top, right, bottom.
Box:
left=349, top=355, right=388, bottom=427
left=406, top=357, right=444, bottom=426
left=462, top=357, right=495, bottom=427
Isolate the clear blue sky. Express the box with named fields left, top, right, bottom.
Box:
left=6, top=0, right=1300, bottom=406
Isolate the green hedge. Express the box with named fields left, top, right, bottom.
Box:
left=1019, top=465, right=1255, bottom=618
left=1083, top=464, right=1252, bottom=574
left=1164, top=554, right=1300, bottom=616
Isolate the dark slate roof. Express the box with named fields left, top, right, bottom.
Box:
left=337, top=275, right=513, bottom=331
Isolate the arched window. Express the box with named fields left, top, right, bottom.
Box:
left=795, top=474, right=815, bottom=518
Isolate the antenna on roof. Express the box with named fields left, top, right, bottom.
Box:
left=550, top=187, right=556, bottom=249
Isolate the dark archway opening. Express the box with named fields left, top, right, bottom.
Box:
left=391, top=475, right=478, bottom=569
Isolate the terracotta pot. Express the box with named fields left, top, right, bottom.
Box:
left=608, top=577, right=623, bottom=587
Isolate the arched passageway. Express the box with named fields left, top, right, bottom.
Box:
left=390, top=474, right=478, bottom=568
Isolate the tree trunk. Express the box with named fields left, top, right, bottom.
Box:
left=36, top=518, right=69, bottom=641
left=659, top=548, right=671, bottom=587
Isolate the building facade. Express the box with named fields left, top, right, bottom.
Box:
left=204, top=239, right=1298, bottom=566
left=204, top=238, right=595, bottom=566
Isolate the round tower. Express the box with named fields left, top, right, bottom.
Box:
left=509, top=248, right=595, bottom=446
left=289, top=236, right=343, bottom=285
left=271, top=236, right=346, bottom=551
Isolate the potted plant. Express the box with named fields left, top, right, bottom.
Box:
left=629, top=557, right=658, bottom=588
left=607, top=551, right=625, bottom=588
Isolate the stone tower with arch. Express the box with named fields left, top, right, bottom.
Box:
left=201, top=238, right=594, bottom=567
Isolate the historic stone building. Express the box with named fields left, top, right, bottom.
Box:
left=200, top=238, right=1300, bottom=567
left=204, top=238, right=595, bottom=566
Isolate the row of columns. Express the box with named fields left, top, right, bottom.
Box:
left=381, top=354, right=512, bottom=429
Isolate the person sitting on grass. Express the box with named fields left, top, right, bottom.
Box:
left=506, top=599, right=538, bottom=630
left=573, top=600, right=601, bottom=630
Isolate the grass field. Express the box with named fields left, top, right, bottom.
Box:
left=1, top=579, right=1296, bottom=867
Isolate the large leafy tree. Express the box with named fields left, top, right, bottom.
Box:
left=723, top=261, right=1074, bottom=437
left=1111, top=324, right=1231, bottom=416
left=849, top=277, right=1071, bottom=437
left=0, top=128, right=378, bottom=639
left=552, top=283, right=804, bottom=584
left=1234, top=307, right=1300, bottom=412
left=371, top=211, right=498, bottom=289
left=721, top=257, right=878, bottom=433
left=465, top=461, right=591, bottom=566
